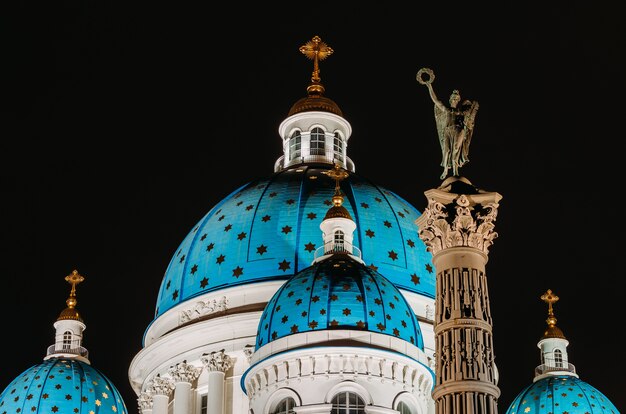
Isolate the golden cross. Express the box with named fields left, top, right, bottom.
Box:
left=299, top=36, right=333, bottom=84
left=540, top=289, right=559, bottom=315
left=322, top=163, right=349, bottom=192
left=65, top=269, right=85, bottom=308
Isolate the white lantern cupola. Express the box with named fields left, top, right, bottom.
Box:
left=313, top=164, right=362, bottom=264
left=44, top=269, right=90, bottom=363
left=534, top=289, right=577, bottom=381
left=275, top=36, right=354, bottom=173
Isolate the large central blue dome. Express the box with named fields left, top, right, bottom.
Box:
left=154, top=164, right=435, bottom=318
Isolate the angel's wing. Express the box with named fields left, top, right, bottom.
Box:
left=434, top=104, right=447, bottom=148
left=461, top=101, right=479, bottom=164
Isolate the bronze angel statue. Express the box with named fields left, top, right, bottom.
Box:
left=417, top=68, right=479, bottom=179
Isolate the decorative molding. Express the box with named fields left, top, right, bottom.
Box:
left=179, top=296, right=229, bottom=324
left=436, top=328, right=496, bottom=384
left=201, top=349, right=234, bottom=372
left=436, top=267, right=492, bottom=325
left=417, top=194, right=499, bottom=256
left=168, top=361, right=201, bottom=384
left=243, top=344, right=255, bottom=363
left=244, top=352, right=432, bottom=404
left=137, top=392, right=153, bottom=411
left=427, top=354, right=436, bottom=371
left=292, top=404, right=333, bottom=414
left=146, top=375, right=175, bottom=397
left=424, top=304, right=434, bottom=321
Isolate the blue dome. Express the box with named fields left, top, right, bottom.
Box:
left=505, top=375, right=619, bottom=414
left=255, top=255, right=424, bottom=350
left=0, top=358, right=127, bottom=414
left=155, top=164, right=435, bottom=318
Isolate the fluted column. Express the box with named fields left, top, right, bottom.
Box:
left=169, top=361, right=201, bottom=414
left=201, top=350, right=233, bottom=414
left=137, top=391, right=153, bottom=414
left=416, top=177, right=502, bottom=414
left=146, top=375, right=174, bottom=414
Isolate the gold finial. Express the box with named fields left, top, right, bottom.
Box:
left=299, top=36, right=333, bottom=95
left=540, top=289, right=559, bottom=327
left=322, top=164, right=349, bottom=207
left=540, top=289, right=566, bottom=339
left=64, top=269, right=85, bottom=309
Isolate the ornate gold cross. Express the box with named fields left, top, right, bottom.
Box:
left=540, top=289, right=559, bottom=327
left=65, top=269, right=85, bottom=308
left=299, top=35, right=333, bottom=84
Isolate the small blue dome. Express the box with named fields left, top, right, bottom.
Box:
left=255, top=255, right=424, bottom=350
left=154, top=164, right=435, bottom=319
left=0, top=358, right=127, bottom=414
left=505, top=375, right=619, bottom=414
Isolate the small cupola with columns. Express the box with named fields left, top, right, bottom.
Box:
left=313, top=164, right=362, bottom=264
left=534, top=289, right=577, bottom=381
left=44, top=269, right=90, bottom=363
left=275, top=36, right=355, bottom=172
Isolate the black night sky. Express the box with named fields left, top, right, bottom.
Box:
left=1, top=2, right=625, bottom=413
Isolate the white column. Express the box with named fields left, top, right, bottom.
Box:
left=147, top=375, right=174, bottom=414
left=137, top=391, right=153, bottom=414
left=168, top=361, right=201, bottom=414
left=201, top=350, right=233, bottom=414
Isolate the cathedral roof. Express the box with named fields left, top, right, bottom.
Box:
left=153, top=164, right=435, bottom=320
left=255, top=255, right=424, bottom=350
left=0, top=359, right=127, bottom=414
left=287, top=93, right=342, bottom=117
left=505, top=375, right=619, bottom=414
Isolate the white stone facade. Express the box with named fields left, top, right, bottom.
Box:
left=129, top=283, right=435, bottom=414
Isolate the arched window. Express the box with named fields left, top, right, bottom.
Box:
left=272, top=397, right=295, bottom=414
left=331, top=391, right=365, bottom=414
left=289, top=131, right=301, bottom=161
left=62, top=331, right=72, bottom=350
left=310, top=127, right=326, bottom=156
left=397, top=401, right=414, bottom=414
left=554, top=349, right=563, bottom=368
left=333, top=132, right=343, bottom=161
left=334, top=230, right=345, bottom=252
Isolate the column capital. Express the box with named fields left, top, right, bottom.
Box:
left=146, top=375, right=175, bottom=397
left=168, top=361, right=201, bottom=384
left=137, top=392, right=153, bottom=411
left=201, top=349, right=234, bottom=372
left=416, top=184, right=501, bottom=256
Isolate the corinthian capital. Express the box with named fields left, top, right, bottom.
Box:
left=201, top=349, right=233, bottom=372
left=137, top=392, right=153, bottom=412
left=168, top=361, right=201, bottom=384
left=416, top=192, right=500, bottom=256
left=146, top=375, right=175, bottom=397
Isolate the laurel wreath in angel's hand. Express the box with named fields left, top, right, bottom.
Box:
left=416, top=67, right=435, bottom=85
